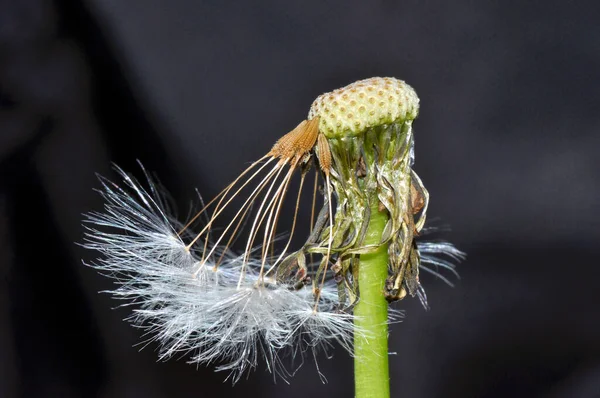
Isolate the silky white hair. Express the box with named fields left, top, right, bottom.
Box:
left=82, top=165, right=461, bottom=383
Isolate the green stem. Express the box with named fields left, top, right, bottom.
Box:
left=354, top=202, right=390, bottom=398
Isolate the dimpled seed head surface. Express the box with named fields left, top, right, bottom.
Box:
left=308, top=77, right=420, bottom=138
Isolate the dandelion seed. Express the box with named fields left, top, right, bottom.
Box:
left=83, top=77, right=463, bottom=384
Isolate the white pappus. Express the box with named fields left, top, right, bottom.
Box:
left=83, top=165, right=366, bottom=383
left=82, top=164, right=462, bottom=382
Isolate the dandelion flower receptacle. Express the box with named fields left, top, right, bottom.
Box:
left=83, top=77, right=463, bottom=391
left=308, top=78, right=426, bottom=306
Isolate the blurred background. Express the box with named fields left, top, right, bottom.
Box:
left=1, top=0, right=599, bottom=397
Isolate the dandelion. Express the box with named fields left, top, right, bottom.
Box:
left=83, top=77, right=464, bottom=392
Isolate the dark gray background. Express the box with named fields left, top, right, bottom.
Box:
left=1, top=0, right=599, bottom=397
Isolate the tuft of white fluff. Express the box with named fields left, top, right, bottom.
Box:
left=82, top=165, right=359, bottom=383
left=417, top=241, right=465, bottom=288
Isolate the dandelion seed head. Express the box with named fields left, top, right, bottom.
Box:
left=83, top=76, right=463, bottom=383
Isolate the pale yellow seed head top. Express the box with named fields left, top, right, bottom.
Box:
left=308, top=77, right=419, bottom=138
